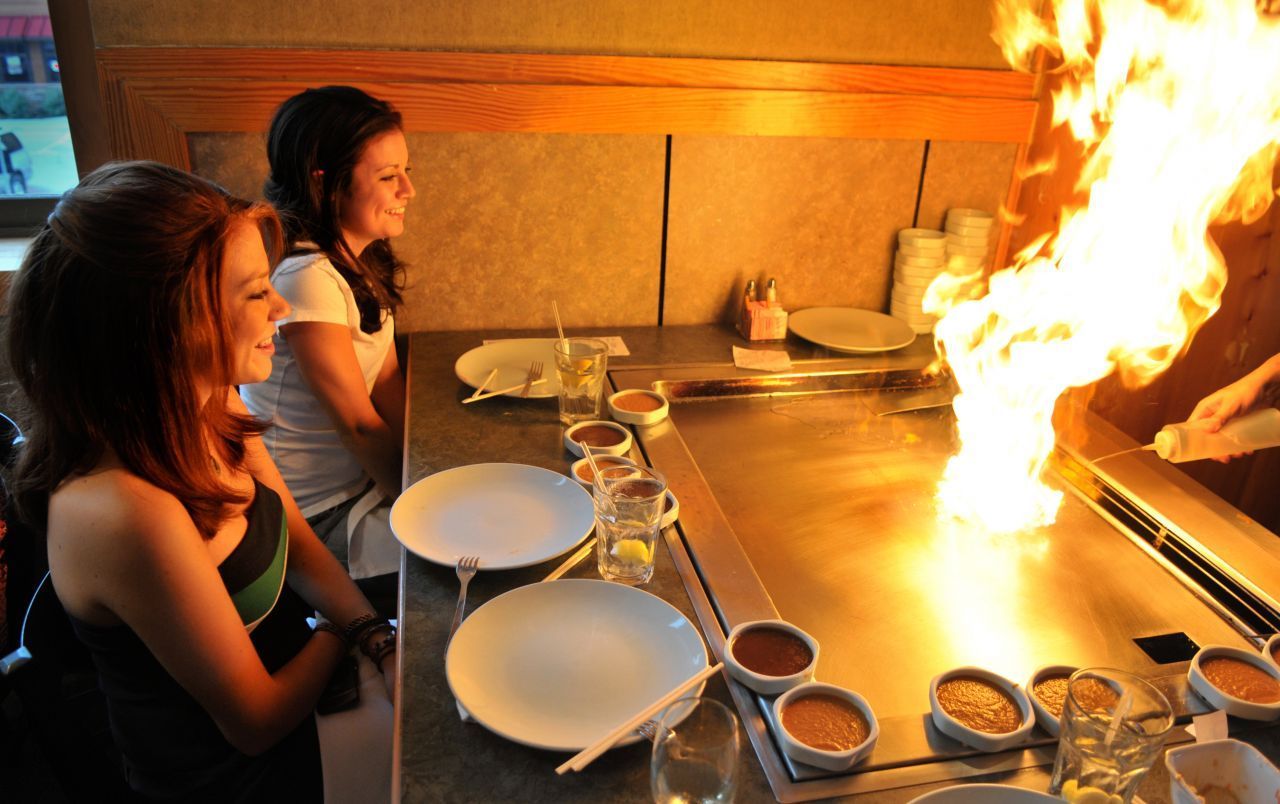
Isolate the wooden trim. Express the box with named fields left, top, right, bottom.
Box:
left=97, top=47, right=1036, bottom=97
left=93, top=47, right=1039, bottom=169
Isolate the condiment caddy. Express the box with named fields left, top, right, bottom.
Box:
left=737, top=277, right=789, bottom=342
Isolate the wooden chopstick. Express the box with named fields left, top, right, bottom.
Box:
left=541, top=538, right=596, bottom=582
left=468, top=368, right=499, bottom=400
left=555, top=662, right=725, bottom=774
left=461, top=378, right=547, bottom=404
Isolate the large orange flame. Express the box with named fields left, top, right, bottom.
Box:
left=928, top=0, right=1280, bottom=533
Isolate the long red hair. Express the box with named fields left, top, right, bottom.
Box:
left=7, top=161, right=283, bottom=539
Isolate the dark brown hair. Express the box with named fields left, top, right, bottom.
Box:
left=6, top=161, right=283, bottom=539
left=264, top=85, right=406, bottom=333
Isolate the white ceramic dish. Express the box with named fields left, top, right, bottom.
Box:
left=773, top=682, right=878, bottom=771
left=568, top=454, right=636, bottom=487
left=446, top=579, right=708, bottom=751
left=906, top=320, right=935, bottom=335
left=908, top=785, right=1058, bottom=804
left=946, top=232, right=990, bottom=248
left=946, top=208, right=995, bottom=228
left=899, top=241, right=947, bottom=258
left=1187, top=645, right=1280, bottom=721
left=946, top=242, right=989, bottom=258
left=891, top=284, right=927, bottom=304
left=661, top=489, right=679, bottom=529
left=563, top=420, right=633, bottom=458
left=929, top=667, right=1035, bottom=752
left=607, top=389, right=669, bottom=426
left=890, top=300, right=926, bottom=319
left=893, top=271, right=936, bottom=290
left=455, top=338, right=561, bottom=399
left=1264, top=634, right=1280, bottom=672
left=1024, top=664, right=1078, bottom=737
left=724, top=619, right=819, bottom=695
left=390, top=463, right=595, bottom=569
left=895, top=261, right=946, bottom=281
left=789, top=307, right=916, bottom=353
left=898, top=228, right=947, bottom=249
left=1166, top=738, right=1280, bottom=804
left=945, top=220, right=992, bottom=238
left=946, top=253, right=987, bottom=270
left=895, top=251, right=946, bottom=269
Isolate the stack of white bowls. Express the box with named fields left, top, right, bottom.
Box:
left=891, top=228, right=946, bottom=334
left=945, top=208, right=995, bottom=272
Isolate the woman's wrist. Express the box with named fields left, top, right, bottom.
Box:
left=312, top=619, right=348, bottom=649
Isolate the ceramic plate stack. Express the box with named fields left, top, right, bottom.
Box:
left=945, top=208, right=995, bottom=275
left=891, top=228, right=945, bottom=334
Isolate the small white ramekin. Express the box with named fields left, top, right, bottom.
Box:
left=1188, top=645, right=1280, bottom=721
left=773, top=682, right=878, bottom=772
left=723, top=619, right=819, bottom=696
left=929, top=666, right=1034, bottom=752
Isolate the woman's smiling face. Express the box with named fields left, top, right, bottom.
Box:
left=221, top=219, right=290, bottom=387
left=338, top=128, right=414, bottom=256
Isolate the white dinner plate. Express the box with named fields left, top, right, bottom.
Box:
left=389, top=463, right=594, bottom=570
left=446, top=579, right=709, bottom=751
left=789, top=307, right=917, bottom=353
left=908, top=784, right=1058, bottom=803
left=455, top=338, right=561, bottom=399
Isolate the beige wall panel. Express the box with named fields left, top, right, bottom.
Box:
left=665, top=136, right=923, bottom=325
left=189, top=131, right=665, bottom=332
left=403, top=132, right=664, bottom=331
left=915, top=140, right=1018, bottom=234
left=188, top=133, right=268, bottom=201
left=90, top=0, right=1008, bottom=68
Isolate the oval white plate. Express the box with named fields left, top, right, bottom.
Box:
left=789, top=307, right=916, bottom=354
left=455, top=338, right=561, bottom=399
left=909, top=785, right=1058, bottom=803
left=390, top=463, right=594, bottom=569
left=446, top=579, right=709, bottom=751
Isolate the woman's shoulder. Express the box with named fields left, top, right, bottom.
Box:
left=50, top=467, right=194, bottom=552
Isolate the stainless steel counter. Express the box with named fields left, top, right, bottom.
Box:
left=397, top=325, right=1280, bottom=803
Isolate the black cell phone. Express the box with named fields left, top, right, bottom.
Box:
left=317, top=655, right=360, bottom=715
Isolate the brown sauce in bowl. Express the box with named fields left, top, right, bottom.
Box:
left=574, top=458, right=628, bottom=482
left=731, top=627, right=813, bottom=677
left=935, top=676, right=1022, bottom=734
left=613, top=392, right=664, bottom=413
left=1201, top=656, right=1280, bottom=703
left=782, top=694, right=870, bottom=752
left=571, top=425, right=625, bottom=447
left=1033, top=674, right=1119, bottom=719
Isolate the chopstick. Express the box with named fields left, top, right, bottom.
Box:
left=542, top=538, right=596, bottom=582
left=555, top=662, right=725, bottom=774
left=468, top=368, right=499, bottom=400
left=461, top=378, right=547, bottom=404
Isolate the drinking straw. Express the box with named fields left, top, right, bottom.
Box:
left=552, top=300, right=567, bottom=347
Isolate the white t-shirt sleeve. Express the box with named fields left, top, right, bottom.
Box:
left=273, top=257, right=351, bottom=328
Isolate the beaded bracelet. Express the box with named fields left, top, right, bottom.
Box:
left=343, top=613, right=389, bottom=646
left=312, top=619, right=348, bottom=648
left=363, top=629, right=397, bottom=666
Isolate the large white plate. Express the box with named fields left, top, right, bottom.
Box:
left=389, top=463, right=594, bottom=570
left=447, top=579, right=709, bottom=751
left=908, top=785, right=1058, bottom=804
left=789, top=307, right=917, bottom=353
left=455, top=338, right=561, bottom=399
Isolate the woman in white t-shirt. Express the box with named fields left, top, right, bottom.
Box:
left=242, top=86, right=414, bottom=590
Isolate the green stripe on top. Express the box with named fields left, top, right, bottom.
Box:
left=230, top=516, right=288, bottom=632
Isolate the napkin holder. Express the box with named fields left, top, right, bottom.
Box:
left=738, top=300, right=788, bottom=342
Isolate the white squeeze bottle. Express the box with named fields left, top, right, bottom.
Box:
left=1149, top=407, right=1280, bottom=463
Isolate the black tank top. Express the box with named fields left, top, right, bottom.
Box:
left=69, top=480, right=322, bottom=802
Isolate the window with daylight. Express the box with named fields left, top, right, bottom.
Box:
left=0, top=0, right=77, bottom=235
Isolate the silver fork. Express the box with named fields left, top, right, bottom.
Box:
left=448, top=555, right=480, bottom=644
left=636, top=719, right=669, bottom=743
left=520, top=360, right=543, bottom=398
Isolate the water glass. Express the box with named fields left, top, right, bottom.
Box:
left=650, top=697, right=739, bottom=804
left=552, top=337, right=609, bottom=425
left=1049, top=667, right=1173, bottom=802
left=592, top=464, right=666, bottom=586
